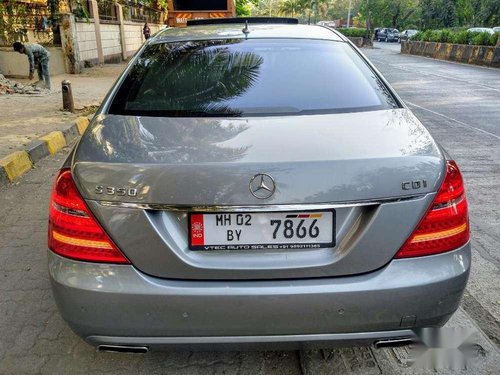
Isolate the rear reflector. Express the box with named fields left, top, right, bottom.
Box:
left=395, top=160, right=469, bottom=258
left=48, top=169, right=129, bottom=264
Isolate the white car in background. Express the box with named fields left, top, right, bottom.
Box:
left=399, top=29, right=419, bottom=42
left=467, top=27, right=494, bottom=35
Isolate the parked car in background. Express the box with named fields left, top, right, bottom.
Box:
left=467, top=27, right=494, bottom=35
left=377, top=28, right=400, bottom=42
left=399, top=29, right=418, bottom=42
left=493, top=27, right=500, bottom=33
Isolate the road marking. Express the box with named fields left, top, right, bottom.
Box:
left=406, top=101, right=500, bottom=141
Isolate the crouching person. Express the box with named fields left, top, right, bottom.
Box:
left=13, top=42, right=51, bottom=90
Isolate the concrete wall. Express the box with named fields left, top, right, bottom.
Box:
left=150, top=24, right=162, bottom=35
left=26, top=30, right=54, bottom=46
left=100, top=23, right=122, bottom=62
left=75, top=21, right=99, bottom=62
left=123, top=23, right=163, bottom=58
left=0, top=47, right=66, bottom=78
left=1, top=0, right=165, bottom=76
left=71, top=18, right=163, bottom=67
left=347, top=37, right=373, bottom=48
left=120, top=22, right=163, bottom=58
left=124, top=22, right=144, bottom=58
left=401, top=41, right=500, bottom=68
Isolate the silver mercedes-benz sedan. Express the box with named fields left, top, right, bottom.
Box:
left=48, top=19, right=470, bottom=352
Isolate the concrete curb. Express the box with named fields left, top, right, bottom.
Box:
left=0, top=151, right=32, bottom=181
left=0, top=116, right=90, bottom=186
left=40, top=131, right=67, bottom=154
left=25, top=140, right=50, bottom=164
left=75, top=117, right=90, bottom=135
left=401, top=41, right=500, bottom=68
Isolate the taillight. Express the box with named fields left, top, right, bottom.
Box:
left=395, top=160, right=469, bottom=258
left=48, top=169, right=129, bottom=264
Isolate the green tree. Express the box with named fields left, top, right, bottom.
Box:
left=420, top=0, right=457, bottom=28
left=359, top=0, right=420, bottom=29
left=0, top=0, right=29, bottom=45
left=278, top=0, right=304, bottom=17
left=236, top=0, right=259, bottom=16
left=327, top=0, right=358, bottom=21
left=478, top=0, right=499, bottom=26
left=419, top=0, right=499, bottom=28
left=249, top=0, right=498, bottom=27
left=456, top=0, right=475, bottom=26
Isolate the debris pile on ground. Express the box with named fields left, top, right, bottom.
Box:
left=0, top=74, right=50, bottom=95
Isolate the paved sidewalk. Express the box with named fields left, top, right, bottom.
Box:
left=0, top=64, right=125, bottom=159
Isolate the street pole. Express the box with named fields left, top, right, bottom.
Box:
left=347, top=0, right=352, bottom=28
left=308, top=0, right=312, bottom=25
left=314, top=0, right=317, bottom=23
left=366, top=0, right=371, bottom=33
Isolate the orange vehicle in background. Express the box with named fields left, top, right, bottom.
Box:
left=167, top=0, right=236, bottom=27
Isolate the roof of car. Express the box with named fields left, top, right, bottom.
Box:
left=153, top=23, right=345, bottom=43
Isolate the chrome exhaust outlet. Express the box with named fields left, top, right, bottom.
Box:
left=97, top=345, right=149, bottom=354
left=374, top=337, right=414, bottom=348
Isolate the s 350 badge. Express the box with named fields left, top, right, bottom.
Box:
left=95, top=185, right=138, bottom=197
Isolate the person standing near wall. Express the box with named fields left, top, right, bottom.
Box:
left=12, top=42, right=51, bottom=90
left=143, top=22, right=151, bottom=40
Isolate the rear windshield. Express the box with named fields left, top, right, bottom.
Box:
left=109, top=39, right=398, bottom=117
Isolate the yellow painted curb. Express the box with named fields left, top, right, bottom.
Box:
left=75, top=117, right=90, bottom=135
left=40, top=131, right=66, bottom=154
left=0, top=151, right=33, bottom=181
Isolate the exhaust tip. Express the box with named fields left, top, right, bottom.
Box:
left=374, top=337, right=414, bottom=349
left=97, top=345, right=149, bottom=354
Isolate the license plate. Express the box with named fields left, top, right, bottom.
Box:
left=189, top=211, right=335, bottom=250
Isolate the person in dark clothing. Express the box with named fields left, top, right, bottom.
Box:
left=13, top=41, right=51, bottom=90
left=143, top=23, right=151, bottom=40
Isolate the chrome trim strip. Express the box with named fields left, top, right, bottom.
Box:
left=88, top=330, right=417, bottom=346
left=94, top=194, right=427, bottom=212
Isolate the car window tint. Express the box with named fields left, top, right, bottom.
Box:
left=109, top=39, right=399, bottom=117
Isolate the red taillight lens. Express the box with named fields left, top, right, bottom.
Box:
left=48, top=169, right=129, bottom=264
left=395, top=160, right=469, bottom=258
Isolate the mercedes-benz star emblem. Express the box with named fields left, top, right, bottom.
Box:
left=249, top=173, right=276, bottom=199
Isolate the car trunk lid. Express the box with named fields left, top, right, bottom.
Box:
left=72, top=109, right=444, bottom=280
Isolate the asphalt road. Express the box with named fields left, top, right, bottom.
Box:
left=0, top=42, right=499, bottom=374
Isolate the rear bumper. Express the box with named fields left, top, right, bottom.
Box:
left=48, top=243, right=470, bottom=349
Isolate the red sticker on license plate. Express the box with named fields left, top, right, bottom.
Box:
left=190, top=214, right=205, bottom=246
